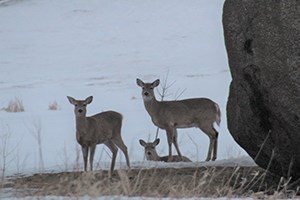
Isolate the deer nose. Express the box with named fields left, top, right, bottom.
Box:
left=144, top=92, right=149, bottom=96
left=147, top=152, right=151, bottom=155
left=78, top=109, right=83, bottom=113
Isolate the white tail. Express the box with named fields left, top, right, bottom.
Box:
left=67, top=96, right=130, bottom=176
left=136, top=79, right=221, bottom=161
left=139, top=138, right=192, bottom=162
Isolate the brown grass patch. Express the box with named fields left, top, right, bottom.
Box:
left=2, top=97, right=24, bottom=113
left=3, top=166, right=295, bottom=198
left=48, top=101, right=60, bottom=111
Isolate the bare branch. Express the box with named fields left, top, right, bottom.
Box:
left=27, top=119, right=44, bottom=173
left=175, top=88, right=187, bottom=100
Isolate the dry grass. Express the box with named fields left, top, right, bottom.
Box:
left=48, top=101, right=60, bottom=111
left=5, top=166, right=297, bottom=199
left=2, top=97, right=24, bottom=113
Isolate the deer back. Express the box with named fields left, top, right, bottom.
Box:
left=147, top=98, right=219, bottom=128
left=159, top=155, right=192, bottom=162
left=89, top=111, right=123, bottom=143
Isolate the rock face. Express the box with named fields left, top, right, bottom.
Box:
left=223, top=0, right=300, bottom=178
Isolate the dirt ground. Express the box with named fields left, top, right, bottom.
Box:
left=2, top=166, right=296, bottom=198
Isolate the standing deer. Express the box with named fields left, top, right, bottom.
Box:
left=136, top=78, right=221, bottom=161
left=139, top=138, right=192, bottom=162
left=67, top=96, right=130, bottom=176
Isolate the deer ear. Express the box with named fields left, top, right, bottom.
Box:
left=152, top=79, right=160, bottom=87
left=67, top=96, right=76, bottom=105
left=136, top=78, right=145, bottom=87
left=139, top=139, right=146, bottom=147
left=154, top=138, right=160, bottom=146
left=85, top=96, right=93, bottom=104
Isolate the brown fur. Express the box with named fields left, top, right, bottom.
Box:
left=137, top=79, right=221, bottom=161
left=67, top=96, right=130, bottom=176
left=139, top=138, right=192, bottom=162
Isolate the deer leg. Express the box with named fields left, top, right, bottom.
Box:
left=112, top=137, right=131, bottom=169
left=81, top=146, right=89, bottom=171
left=166, top=128, right=174, bottom=161
left=172, top=128, right=182, bottom=157
left=212, top=128, right=219, bottom=161
left=199, top=126, right=217, bottom=162
left=104, top=141, right=118, bottom=177
left=206, top=136, right=214, bottom=161
left=89, top=144, right=96, bottom=171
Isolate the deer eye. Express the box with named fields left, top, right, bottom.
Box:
left=75, top=104, right=78, bottom=107
left=83, top=104, right=86, bottom=107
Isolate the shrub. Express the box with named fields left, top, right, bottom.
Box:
left=2, top=97, right=24, bottom=113
left=48, top=101, right=60, bottom=111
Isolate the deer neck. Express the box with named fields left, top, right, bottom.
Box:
left=146, top=151, right=161, bottom=161
left=143, top=96, right=160, bottom=116
left=153, top=153, right=161, bottom=161
left=75, top=116, right=88, bottom=133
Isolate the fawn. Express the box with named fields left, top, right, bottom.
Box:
left=67, top=96, right=130, bottom=176
left=139, top=138, right=191, bottom=162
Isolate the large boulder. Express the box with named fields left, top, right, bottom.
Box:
left=223, top=0, right=300, bottom=178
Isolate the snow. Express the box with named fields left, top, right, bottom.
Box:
left=0, top=0, right=257, bottom=198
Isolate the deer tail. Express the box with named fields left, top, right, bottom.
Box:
left=215, top=103, right=221, bottom=126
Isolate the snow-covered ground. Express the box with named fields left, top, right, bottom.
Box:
left=0, top=0, right=254, bottom=182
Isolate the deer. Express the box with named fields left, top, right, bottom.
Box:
left=139, top=138, right=192, bottom=162
left=136, top=78, right=221, bottom=162
left=67, top=96, right=130, bottom=176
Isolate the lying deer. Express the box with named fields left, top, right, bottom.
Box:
left=136, top=78, right=221, bottom=162
left=67, top=96, right=130, bottom=176
left=139, top=138, right=191, bottom=162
